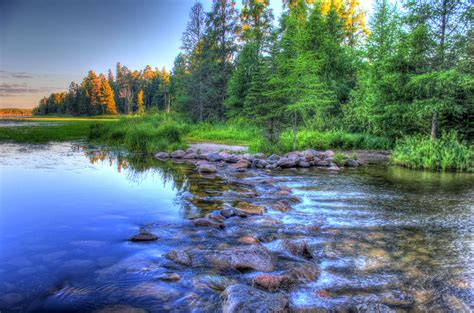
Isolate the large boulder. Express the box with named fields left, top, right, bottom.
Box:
left=222, top=284, right=288, bottom=313
left=154, top=152, right=169, bottom=160
left=171, top=150, right=186, bottom=158
left=166, top=245, right=275, bottom=272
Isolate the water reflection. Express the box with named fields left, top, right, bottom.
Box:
left=0, top=143, right=472, bottom=312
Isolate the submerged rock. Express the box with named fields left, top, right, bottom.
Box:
left=354, top=303, right=395, bottom=313
left=154, top=272, right=181, bottom=282
left=235, top=202, right=265, bottom=215
left=94, top=305, right=148, bottom=313
left=238, top=235, right=259, bottom=245
left=222, top=284, right=288, bottom=313
left=253, top=274, right=290, bottom=292
left=193, top=217, right=224, bottom=228
left=192, top=274, right=237, bottom=291
left=130, top=228, right=158, bottom=242
left=343, top=159, right=358, bottom=167
left=164, top=249, right=192, bottom=266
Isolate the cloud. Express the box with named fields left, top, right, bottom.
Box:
left=0, top=83, right=62, bottom=96
left=0, top=70, right=33, bottom=79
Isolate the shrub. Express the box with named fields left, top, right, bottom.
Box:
left=391, top=132, right=473, bottom=171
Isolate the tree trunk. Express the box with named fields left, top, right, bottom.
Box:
left=292, top=111, right=297, bottom=151
left=431, top=111, right=438, bottom=140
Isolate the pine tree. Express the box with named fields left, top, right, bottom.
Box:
left=100, top=76, right=117, bottom=115
left=137, top=89, right=144, bottom=114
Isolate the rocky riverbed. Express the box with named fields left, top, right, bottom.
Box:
left=1, top=143, right=472, bottom=312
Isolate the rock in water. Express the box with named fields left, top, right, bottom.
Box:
left=183, top=152, right=198, bottom=159
left=154, top=152, right=169, bottom=160
left=344, top=159, right=359, bottom=167
left=222, top=284, right=288, bottom=313
left=171, top=150, right=186, bottom=158
left=235, top=202, right=265, bottom=215
left=130, top=228, right=158, bottom=242
left=276, top=158, right=296, bottom=168
left=231, top=160, right=250, bottom=170
left=197, top=163, right=217, bottom=173
left=193, top=217, right=224, bottom=228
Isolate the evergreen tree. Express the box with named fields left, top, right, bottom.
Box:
left=137, top=89, right=144, bottom=114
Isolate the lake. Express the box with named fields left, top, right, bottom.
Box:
left=0, top=142, right=472, bottom=312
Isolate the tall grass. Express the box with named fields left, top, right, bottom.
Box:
left=391, top=133, right=473, bottom=171
left=250, top=129, right=392, bottom=154
left=184, top=119, right=261, bottom=145
left=89, top=113, right=188, bottom=153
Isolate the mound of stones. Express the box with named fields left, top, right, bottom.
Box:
left=154, top=147, right=362, bottom=172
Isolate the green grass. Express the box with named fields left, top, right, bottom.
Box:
left=89, top=114, right=188, bottom=153
left=1, top=114, right=393, bottom=157
left=0, top=118, right=117, bottom=143
left=391, top=133, right=473, bottom=171
left=184, top=121, right=261, bottom=145
left=249, top=129, right=393, bottom=154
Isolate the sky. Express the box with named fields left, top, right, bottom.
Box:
left=0, top=0, right=373, bottom=109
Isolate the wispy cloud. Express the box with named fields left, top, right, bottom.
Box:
left=0, top=83, right=62, bottom=97
left=0, top=70, right=33, bottom=79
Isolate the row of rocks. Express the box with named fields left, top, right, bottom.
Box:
left=154, top=148, right=362, bottom=173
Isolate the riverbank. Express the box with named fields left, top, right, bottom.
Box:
left=1, top=115, right=471, bottom=171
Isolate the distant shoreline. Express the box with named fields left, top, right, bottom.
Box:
left=0, top=108, right=33, bottom=117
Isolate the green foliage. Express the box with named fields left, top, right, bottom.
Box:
left=392, top=133, right=473, bottom=171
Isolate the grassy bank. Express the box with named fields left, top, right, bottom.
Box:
left=88, top=114, right=188, bottom=153
left=88, top=114, right=392, bottom=154
left=0, top=117, right=117, bottom=143
left=392, top=133, right=473, bottom=171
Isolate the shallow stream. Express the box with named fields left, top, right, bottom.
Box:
left=0, top=142, right=472, bottom=312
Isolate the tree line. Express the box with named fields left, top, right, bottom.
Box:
left=34, top=0, right=473, bottom=142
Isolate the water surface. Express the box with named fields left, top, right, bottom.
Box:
left=0, top=142, right=472, bottom=312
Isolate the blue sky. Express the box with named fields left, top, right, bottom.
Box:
left=0, top=0, right=373, bottom=108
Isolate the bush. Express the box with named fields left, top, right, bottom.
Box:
left=391, top=133, right=473, bottom=171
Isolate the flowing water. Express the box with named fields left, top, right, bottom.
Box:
left=0, top=142, right=472, bottom=312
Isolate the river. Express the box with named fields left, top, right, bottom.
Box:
left=0, top=142, right=472, bottom=312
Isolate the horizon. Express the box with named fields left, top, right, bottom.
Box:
left=0, top=0, right=373, bottom=109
